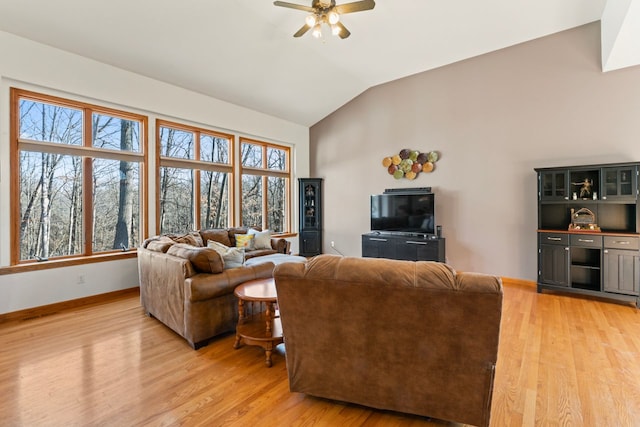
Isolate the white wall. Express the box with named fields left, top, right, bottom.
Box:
left=0, top=31, right=309, bottom=314
left=311, top=22, right=640, bottom=280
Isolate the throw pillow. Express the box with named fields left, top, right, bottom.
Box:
left=248, top=228, right=272, bottom=250
left=166, top=243, right=223, bottom=274
left=199, top=229, right=232, bottom=247
left=207, top=240, right=245, bottom=269
left=235, top=233, right=255, bottom=249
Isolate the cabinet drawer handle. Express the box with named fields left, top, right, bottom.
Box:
left=546, top=237, right=562, bottom=241
left=612, top=241, right=631, bottom=245
left=369, top=238, right=387, bottom=242
left=406, top=241, right=427, bottom=245
left=578, top=239, right=594, bottom=243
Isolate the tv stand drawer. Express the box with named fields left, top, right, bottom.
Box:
left=362, top=233, right=445, bottom=262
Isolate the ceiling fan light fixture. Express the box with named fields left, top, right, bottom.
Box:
left=305, top=14, right=317, bottom=27
left=327, top=11, right=340, bottom=25
left=274, top=0, right=375, bottom=39
left=312, top=23, right=322, bottom=38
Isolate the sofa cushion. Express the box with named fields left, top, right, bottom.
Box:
left=146, top=238, right=174, bottom=253
left=235, top=233, right=255, bottom=249
left=168, top=232, right=203, bottom=247
left=248, top=228, right=272, bottom=250
left=143, top=235, right=175, bottom=252
left=199, top=229, right=232, bottom=247
left=207, top=240, right=245, bottom=269
left=167, top=243, right=224, bottom=274
left=244, top=248, right=278, bottom=259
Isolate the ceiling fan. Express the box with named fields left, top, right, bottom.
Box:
left=273, top=0, right=375, bottom=39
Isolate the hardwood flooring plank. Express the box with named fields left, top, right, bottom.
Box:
left=1, top=282, right=640, bottom=426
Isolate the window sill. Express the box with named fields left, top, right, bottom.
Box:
left=273, top=232, right=298, bottom=239
left=0, top=251, right=138, bottom=276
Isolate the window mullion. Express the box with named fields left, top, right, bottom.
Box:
left=83, top=109, right=93, bottom=256
left=262, top=175, right=269, bottom=230
left=261, top=143, right=268, bottom=230
left=194, top=132, right=201, bottom=229
left=19, top=139, right=144, bottom=162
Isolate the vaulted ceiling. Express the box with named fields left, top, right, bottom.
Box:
left=0, top=0, right=637, bottom=127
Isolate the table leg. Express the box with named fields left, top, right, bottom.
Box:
left=234, top=298, right=244, bottom=349
left=238, top=299, right=245, bottom=324
left=265, top=302, right=273, bottom=334
left=265, top=342, right=274, bottom=367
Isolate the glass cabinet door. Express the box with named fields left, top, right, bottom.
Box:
left=602, top=166, right=637, bottom=201
left=303, top=184, right=317, bottom=228
left=540, top=170, right=569, bottom=201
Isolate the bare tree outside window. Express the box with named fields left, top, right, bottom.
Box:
left=157, top=121, right=232, bottom=235
left=10, top=90, right=292, bottom=267
left=240, top=139, right=290, bottom=233
left=12, top=89, right=146, bottom=264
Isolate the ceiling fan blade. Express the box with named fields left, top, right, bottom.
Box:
left=335, top=22, right=351, bottom=39
left=273, top=1, right=315, bottom=13
left=293, top=24, right=311, bottom=37
left=334, top=0, right=375, bottom=14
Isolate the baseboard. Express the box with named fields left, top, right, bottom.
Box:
left=501, top=277, right=536, bottom=288
left=0, top=287, right=140, bottom=324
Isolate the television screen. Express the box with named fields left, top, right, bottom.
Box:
left=370, top=192, right=435, bottom=234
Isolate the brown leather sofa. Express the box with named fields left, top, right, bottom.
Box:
left=273, top=254, right=503, bottom=427
left=138, top=228, right=291, bottom=349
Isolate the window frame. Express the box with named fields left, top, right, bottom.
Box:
left=9, top=88, right=148, bottom=267
left=155, top=119, right=235, bottom=234
left=239, top=137, right=291, bottom=233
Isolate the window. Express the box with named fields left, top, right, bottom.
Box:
left=157, top=121, right=233, bottom=234
left=10, top=89, right=147, bottom=264
left=240, top=138, right=290, bottom=233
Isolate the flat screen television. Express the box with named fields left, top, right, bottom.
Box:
left=370, top=192, right=435, bottom=235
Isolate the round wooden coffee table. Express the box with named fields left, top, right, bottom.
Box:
left=233, top=277, right=283, bottom=367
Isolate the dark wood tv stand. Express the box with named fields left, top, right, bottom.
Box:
left=361, top=233, right=445, bottom=262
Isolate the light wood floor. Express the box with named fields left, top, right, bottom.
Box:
left=1, top=280, right=639, bottom=426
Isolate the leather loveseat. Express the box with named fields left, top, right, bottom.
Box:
left=138, top=228, right=293, bottom=349
left=273, top=254, right=503, bottom=427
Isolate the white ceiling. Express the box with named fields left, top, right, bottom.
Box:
left=0, top=0, right=634, bottom=127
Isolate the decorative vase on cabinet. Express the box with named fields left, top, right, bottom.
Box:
left=299, top=178, right=322, bottom=257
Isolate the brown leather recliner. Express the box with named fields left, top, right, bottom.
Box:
left=274, top=254, right=503, bottom=427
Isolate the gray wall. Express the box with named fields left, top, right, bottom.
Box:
left=310, top=22, right=640, bottom=280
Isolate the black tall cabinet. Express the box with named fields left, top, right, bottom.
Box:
left=536, top=162, right=640, bottom=307
left=299, top=178, right=322, bottom=257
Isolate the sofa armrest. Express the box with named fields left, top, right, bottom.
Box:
left=270, top=237, right=290, bottom=254
left=138, top=247, right=197, bottom=337
left=185, top=262, right=275, bottom=302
